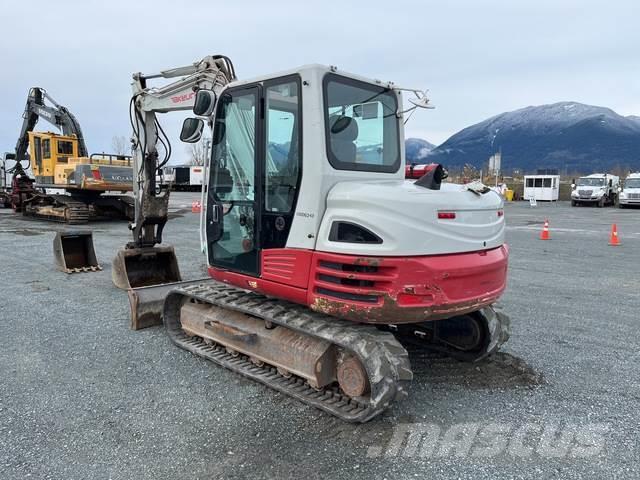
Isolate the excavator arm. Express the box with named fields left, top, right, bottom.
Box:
left=127, top=54, right=236, bottom=249
left=112, top=55, right=235, bottom=293
left=14, top=87, right=88, bottom=162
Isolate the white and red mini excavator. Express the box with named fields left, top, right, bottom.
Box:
left=112, top=55, right=510, bottom=422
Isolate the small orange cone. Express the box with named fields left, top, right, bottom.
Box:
left=609, top=224, right=621, bottom=246
left=191, top=201, right=201, bottom=213
left=540, top=219, right=550, bottom=240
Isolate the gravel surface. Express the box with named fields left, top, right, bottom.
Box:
left=1, top=194, right=638, bottom=479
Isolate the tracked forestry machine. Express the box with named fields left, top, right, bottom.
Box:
left=113, top=55, right=511, bottom=422
left=8, top=87, right=135, bottom=223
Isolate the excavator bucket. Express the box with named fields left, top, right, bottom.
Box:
left=112, top=246, right=186, bottom=330
left=127, top=278, right=212, bottom=330
left=112, top=246, right=182, bottom=290
left=53, top=231, right=102, bottom=273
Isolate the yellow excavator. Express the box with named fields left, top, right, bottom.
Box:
left=8, top=87, right=135, bottom=223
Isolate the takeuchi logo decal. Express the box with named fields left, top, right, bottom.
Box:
left=171, top=92, right=195, bottom=104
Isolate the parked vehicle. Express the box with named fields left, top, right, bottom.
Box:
left=157, top=165, right=204, bottom=191
left=571, top=173, right=619, bottom=207
left=618, top=172, right=640, bottom=208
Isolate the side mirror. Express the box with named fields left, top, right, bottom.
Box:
left=193, top=90, right=217, bottom=117
left=180, top=118, right=204, bottom=143
left=4, top=152, right=16, bottom=160
left=571, top=183, right=576, bottom=190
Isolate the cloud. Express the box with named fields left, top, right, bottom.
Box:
left=1, top=0, right=638, bottom=154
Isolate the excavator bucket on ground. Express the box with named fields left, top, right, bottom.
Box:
left=126, top=278, right=212, bottom=330
left=112, top=246, right=188, bottom=330
left=53, top=231, right=102, bottom=273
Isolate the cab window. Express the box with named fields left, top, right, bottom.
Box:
left=323, top=74, right=400, bottom=173
left=58, top=140, right=74, bottom=155
left=264, top=79, right=301, bottom=213
left=42, top=139, right=51, bottom=159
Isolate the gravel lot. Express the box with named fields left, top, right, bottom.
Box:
left=1, top=193, right=638, bottom=479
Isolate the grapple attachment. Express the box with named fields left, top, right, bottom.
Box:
left=53, top=231, right=102, bottom=273
left=111, top=246, right=182, bottom=290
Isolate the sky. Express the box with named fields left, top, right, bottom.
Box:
left=1, top=0, right=638, bottom=162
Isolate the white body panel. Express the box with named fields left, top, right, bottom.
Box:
left=523, top=175, right=559, bottom=201
left=315, top=181, right=504, bottom=256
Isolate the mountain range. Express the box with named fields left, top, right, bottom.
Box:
left=407, top=102, right=640, bottom=173
left=405, top=138, right=435, bottom=163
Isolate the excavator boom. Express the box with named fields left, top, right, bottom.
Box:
left=15, top=87, right=88, bottom=162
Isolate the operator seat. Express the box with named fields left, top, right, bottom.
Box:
left=329, top=115, right=358, bottom=164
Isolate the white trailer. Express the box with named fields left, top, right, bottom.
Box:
left=523, top=174, right=559, bottom=201
left=158, top=165, right=204, bottom=191
left=619, top=172, right=640, bottom=208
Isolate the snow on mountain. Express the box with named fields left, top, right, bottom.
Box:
left=426, top=102, right=640, bottom=172
left=405, top=138, right=436, bottom=164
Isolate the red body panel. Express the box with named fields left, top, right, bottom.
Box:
left=208, top=246, right=508, bottom=325
left=261, top=248, right=312, bottom=289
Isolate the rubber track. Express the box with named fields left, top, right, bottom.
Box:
left=392, top=305, right=512, bottom=363
left=163, top=282, right=413, bottom=423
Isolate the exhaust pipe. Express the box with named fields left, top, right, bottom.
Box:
left=53, top=231, right=102, bottom=273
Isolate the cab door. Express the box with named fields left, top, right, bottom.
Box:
left=206, top=76, right=302, bottom=276
left=206, top=85, right=263, bottom=275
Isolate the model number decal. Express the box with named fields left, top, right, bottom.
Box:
left=296, top=211, right=315, bottom=218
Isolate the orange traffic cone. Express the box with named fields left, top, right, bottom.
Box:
left=609, top=224, right=620, bottom=246
left=540, top=219, right=550, bottom=240
left=191, top=201, right=201, bottom=213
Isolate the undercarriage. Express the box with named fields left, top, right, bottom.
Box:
left=18, top=191, right=134, bottom=224
left=162, top=281, right=510, bottom=422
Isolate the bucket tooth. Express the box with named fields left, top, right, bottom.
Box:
left=53, top=231, right=101, bottom=274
